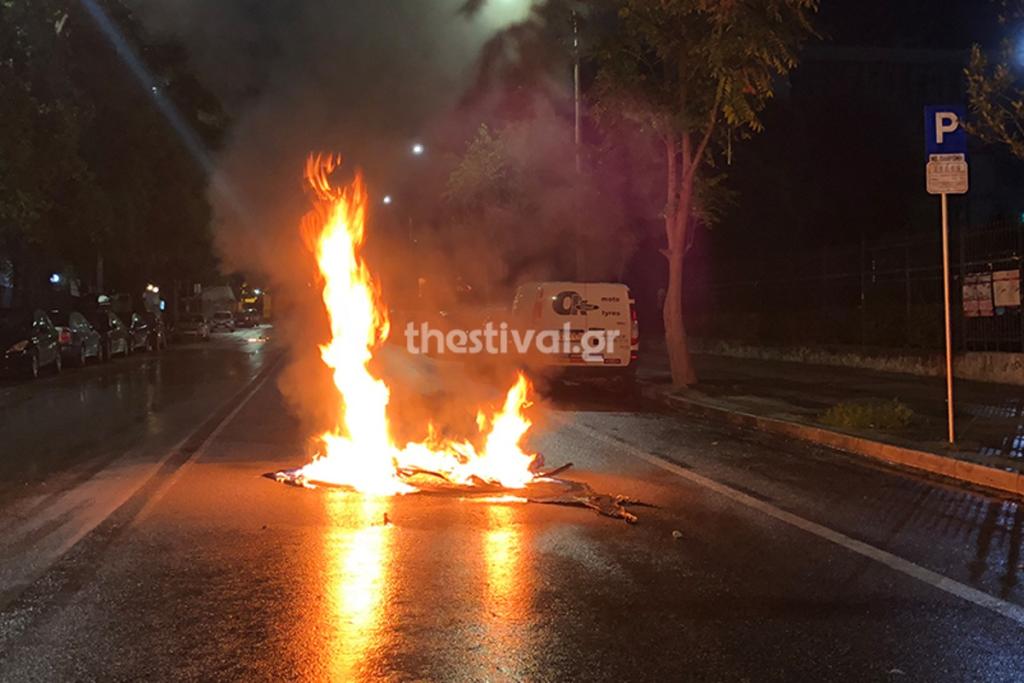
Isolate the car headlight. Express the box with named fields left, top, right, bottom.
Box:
left=5, top=340, right=29, bottom=354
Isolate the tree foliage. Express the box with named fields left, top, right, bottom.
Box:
left=0, top=0, right=86, bottom=251
left=0, top=0, right=224, bottom=299
left=592, top=0, right=818, bottom=386
left=445, top=125, right=523, bottom=212
left=443, top=118, right=634, bottom=287
left=967, top=2, right=1024, bottom=159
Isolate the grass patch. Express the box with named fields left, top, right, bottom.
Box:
left=820, top=399, right=914, bottom=431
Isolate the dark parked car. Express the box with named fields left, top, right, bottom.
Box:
left=0, top=309, right=62, bottom=378
left=49, top=309, right=103, bottom=366
left=175, top=313, right=210, bottom=342
left=236, top=308, right=260, bottom=328
left=127, top=313, right=152, bottom=352
left=142, top=311, right=168, bottom=351
left=210, top=310, right=235, bottom=332
left=88, top=310, right=131, bottom=358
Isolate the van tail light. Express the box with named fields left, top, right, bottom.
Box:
left=59, top=328, right=72, bottom=345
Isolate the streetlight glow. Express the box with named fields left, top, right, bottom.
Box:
left=411, top=143, right=425, bottom=156
left=383, top=195, right=393, bottom=205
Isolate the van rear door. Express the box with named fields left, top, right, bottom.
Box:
left=583, top=284, right=631, bottom=367
left=541, top=284, right=588, bottom=365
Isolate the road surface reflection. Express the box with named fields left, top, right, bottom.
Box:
left=480, top=502, right=534, bottom=678
left=323, top=492, right=393, bottom=681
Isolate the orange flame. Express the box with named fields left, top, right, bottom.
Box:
left=297, top=154, right=538, bottom=495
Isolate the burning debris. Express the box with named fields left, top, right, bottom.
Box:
left=264, top=154, right=649, bottom=523
left=264, top=464, right=654, bottom=525
left=265, top=459, right=559, bottom=494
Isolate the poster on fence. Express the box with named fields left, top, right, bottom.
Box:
left=963, top=272, right=994, bottom=318
left=992, top=270, right=1021, bottom=308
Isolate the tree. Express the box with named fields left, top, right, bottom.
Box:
left=1, top=0, right=225, bottom=304
left=443, top=119, right=633, bottom=291
left=0, top=0, right=87, bottom=259
left=64, top=0, right=226, bottom=291
left=592, top=0, right=817, bottom=387
left=966, top=2, right=1024, bottom=159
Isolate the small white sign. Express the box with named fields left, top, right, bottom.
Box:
left=993, top=270, right=1022, bottom=308
left=926, top=153, right=968, bottom=195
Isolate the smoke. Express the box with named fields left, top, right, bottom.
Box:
left=128, top=0, right=535, bottom=234
left=126, top=0, right=550, bottom=437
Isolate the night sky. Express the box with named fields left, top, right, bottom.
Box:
left=821, top=0, right=1004, bottom=49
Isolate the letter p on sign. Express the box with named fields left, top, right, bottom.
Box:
left=935, top=112, right=959, bottom=144
left=925, top=105, right=967, bottom=157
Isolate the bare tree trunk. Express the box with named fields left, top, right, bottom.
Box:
left=662, top=134, right=698, bottom=388
left=663, top=244, right=696, bottom=386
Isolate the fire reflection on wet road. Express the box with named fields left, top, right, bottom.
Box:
left=4, top=354, right=1024, bottom=681
left=481, top=503, right=531, bottom=668
left=323, top=493, right=393, bottom=681
left=319, top=494, right=535, bottom=681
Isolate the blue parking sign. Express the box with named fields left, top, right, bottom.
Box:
left=924, top=105, right=967, bottom=157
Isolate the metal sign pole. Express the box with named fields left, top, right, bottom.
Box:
left=940, top=192, right=955, bottom=444
left=925, top=105, right=966, bottom=445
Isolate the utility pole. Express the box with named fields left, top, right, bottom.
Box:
left=96, top=250, right=104, bottom=292
left=573, top=10, right=585, bottom=280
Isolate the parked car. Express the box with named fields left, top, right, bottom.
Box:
left=127, top=312, right=151, bottom=353
left=88, top=310, right=131, bottom=358
left=49, top=309, right=103, bottom=366
left=0, top=308, right=62, bottom=378
left=210, top=310, right=235, bottom=332
left=236, top=308, right=261, bottom=328
left=142, top=311, right=168, bottom=351
left=176, top=313, right=211, bottom=341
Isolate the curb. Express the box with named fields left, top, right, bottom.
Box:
left=640, top=384, right=1024, bottom=498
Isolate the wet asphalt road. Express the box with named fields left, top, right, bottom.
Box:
left=1, top=331, right=1023, bottom=681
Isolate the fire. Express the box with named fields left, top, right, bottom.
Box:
left=296, top=154, right=538, bottom=495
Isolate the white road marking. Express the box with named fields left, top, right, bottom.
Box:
left=570, top=420, right=1024, bottom=627
left=131, top=363, right=276, bottom=522
left=0, top=358, right=278, bottom=610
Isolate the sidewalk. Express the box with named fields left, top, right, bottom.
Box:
left=637, top=339, right=1024, bottom=495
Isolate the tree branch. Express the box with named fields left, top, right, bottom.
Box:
left=686, top=77, right=725, bottom=184
left=665, top=133, right=679, bottom=253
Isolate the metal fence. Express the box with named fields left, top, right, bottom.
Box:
left=688, top=220, right=1024, bottom=353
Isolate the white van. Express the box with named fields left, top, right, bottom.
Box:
left=512, top=282, right=639, bottom=381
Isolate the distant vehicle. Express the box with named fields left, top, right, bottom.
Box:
left=127, top=313, right=152, bottom=353
left=87, top=310, right=131, bottom=358
left=176, top=313, right=211, bottom=342
left=210, top=310, right=235, bottom=332
left=236, top=308, right=260, bottom=328
left=512, top=282, right=639, bottom=386
left=0, top=308, right=62, bottom=379
left=142, top=311, right=168, bottom=351
left=49, top=309, right=103, bottom=366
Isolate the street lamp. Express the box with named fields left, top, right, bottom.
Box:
left=383, top=195, right=393, bottom=205
left=411, top=143, right=425, bottom=156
